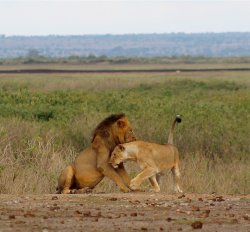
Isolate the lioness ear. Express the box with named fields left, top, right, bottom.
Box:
left=117, top=119, right=126, bottom=128
left=118, top=144, right=125, bottom=151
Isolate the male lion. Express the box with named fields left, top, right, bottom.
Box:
left=56, top=113, right=136, bottom=194
left=110, top=115, right=182, bottom=193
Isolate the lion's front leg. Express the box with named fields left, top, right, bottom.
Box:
left=98, top=163, right=131, bottom=193
left=96, top=149, right=130, bottom=192
left=93, top=136, right=131, bottom=193
left=116, top=163, right=131, bottom=187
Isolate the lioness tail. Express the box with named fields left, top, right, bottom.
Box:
left=167, top=115, right=181, bottom=144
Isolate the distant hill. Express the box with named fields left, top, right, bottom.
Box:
left=1, top=33, right=250, bottom=58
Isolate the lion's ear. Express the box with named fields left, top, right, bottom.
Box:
left=118, top=144, right=125, bottom=151
left=117, top=119, right=126, bottom=128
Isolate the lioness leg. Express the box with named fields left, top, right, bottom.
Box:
left=171, top=166, right=183, bottom=193
left=57, top=165, right=74, bottom=194
left=156, top=173, right=163, bottom=184
left=149, top=175, right=160, bottom=192
left=130, top=167, right=156, bottom=190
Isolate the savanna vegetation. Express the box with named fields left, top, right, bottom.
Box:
left=0, top=65, right=249, bottom=194
left=1, top=55, right=250, bottom=68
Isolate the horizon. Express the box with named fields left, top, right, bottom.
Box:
left=1, top=31, right=250, bottom=37
left=1, top=1, right=250, bottom=36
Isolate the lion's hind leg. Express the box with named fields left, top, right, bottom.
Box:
left=149, top=175, right=160, bottom=192
left=171, top=165, right=183, bottom=193
left=57, top=165, right=75, bottom=194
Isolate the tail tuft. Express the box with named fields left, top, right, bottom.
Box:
left=176, top=115, right=182, bottom=123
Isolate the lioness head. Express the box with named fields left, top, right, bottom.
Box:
left=110, top=144, right=126, bottom=168
left=111, top=116, right=136, bottom=144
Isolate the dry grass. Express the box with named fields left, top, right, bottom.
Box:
left=0, top=119, right=70, bottom=194
left=0, top=117, right=249, bottom=195
left=0, top=67, right=249, bottom=194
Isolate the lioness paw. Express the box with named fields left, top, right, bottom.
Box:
left=149, top=188, right=160, bottom=193
left=120, top=186, right=131, bottom=193
left=174, top=186, right=183, bottom=193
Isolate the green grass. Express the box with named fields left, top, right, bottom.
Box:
left=0, top=67, right=249, bottom=194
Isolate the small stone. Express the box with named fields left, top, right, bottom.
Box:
left=243, top=214, right=249, bottom=221
left=178, top=194, right=185, bottom=199
left=191, top=206, right=200, bottom=211
left=166, top=217, right=172, bottom=222
left=191, top=221, right=203, bottom=229
left=24, top=212, right=35, bottom=218
left=199, top=210, right=210, bottom=218
left=83, top=211, right=91, bottom=217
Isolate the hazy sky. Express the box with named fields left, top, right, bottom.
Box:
left=0, top=0, right=250, bottom=36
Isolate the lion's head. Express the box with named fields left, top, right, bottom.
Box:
left=110, top=144, right=126, bottom=168
left=91, top=113, right=136, bottom=149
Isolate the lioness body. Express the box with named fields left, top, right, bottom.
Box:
left=57, top=114, right=136, bottom=194
left=110, top=115, right=182, bottom=193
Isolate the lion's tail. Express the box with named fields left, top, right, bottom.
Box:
left=167, top=115, right=181, bottom=144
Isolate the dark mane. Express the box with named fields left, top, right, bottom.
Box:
left=91, top=113, right=125, bottom=142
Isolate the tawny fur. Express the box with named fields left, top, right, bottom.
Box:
left=56, top=113, right=136, bottom=194
left=110, top=115, right=182, bottom=193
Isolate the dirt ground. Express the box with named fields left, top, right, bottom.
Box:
left=0, top=193, right=249, bottom=232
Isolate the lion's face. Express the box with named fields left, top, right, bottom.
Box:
left=110, top=145, right=126, bottom=168
left=111, top=117, right=136, bottom=144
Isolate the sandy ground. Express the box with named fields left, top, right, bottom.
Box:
left=0, top=193, right=249, bottom=232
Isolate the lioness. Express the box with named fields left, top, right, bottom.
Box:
left=57, top=113, right=136, bottom=194
left=110, top=115, right=182, bottom=193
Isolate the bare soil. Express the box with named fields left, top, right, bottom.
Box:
left=0, top=193, right=249, bottom=232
